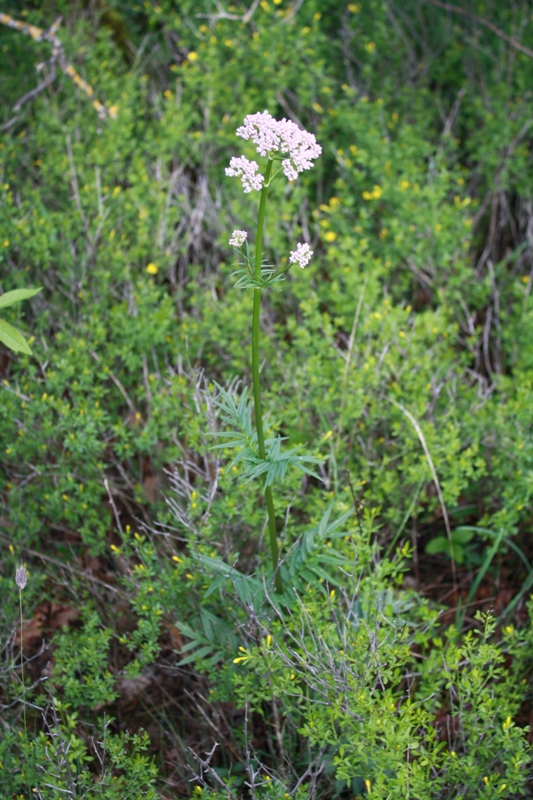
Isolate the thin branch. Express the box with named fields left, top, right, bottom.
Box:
left=188, top=742, right=240, bottom=800
left=0, top=12, right=117, bottom=119
left=0, top=533, right=126, bottom=597
left=12, top=61, right=58, bottom=112
left=423, top=0, right=533, bottom=60
left=196, top=0, right=261, bottom=24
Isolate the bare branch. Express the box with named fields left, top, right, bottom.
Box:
left=12, top=60, right=57, bottom=112
left=423, top=0, right=533, bottom=61
left=0, top=12, right=117, bottom=119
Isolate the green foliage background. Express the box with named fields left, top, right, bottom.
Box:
left=2, top=0, right=533, bottom=797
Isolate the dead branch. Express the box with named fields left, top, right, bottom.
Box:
left=0, top=12, right=117, bottom=120
left=423, top=0, right=533, bottom=61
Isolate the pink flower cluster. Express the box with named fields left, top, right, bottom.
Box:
left=226, top=111, right=321, bottom=191
left=289, top=242, right=313, bottom=269
left=226, top=156, right=264, bottom=193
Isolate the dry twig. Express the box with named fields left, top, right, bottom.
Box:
left=0, top=12, right=117, bottom=120
left=423, top=0, right=533, bottom=61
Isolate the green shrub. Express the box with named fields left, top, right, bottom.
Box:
left=3, top=0, right=533, bottom=796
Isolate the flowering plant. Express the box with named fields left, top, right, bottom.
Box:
left=218, top=111, right=321, bottom=592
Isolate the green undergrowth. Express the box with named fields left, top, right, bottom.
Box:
left=2, top=0, right=533, bottom=796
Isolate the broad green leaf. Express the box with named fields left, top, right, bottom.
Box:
left=0, top=287, right=42, bottom=309
left=451, top=528, right=476, bottom=545
left=0, top=318, right=32, bottom=354
left=425, top=536, right=449, bottom=556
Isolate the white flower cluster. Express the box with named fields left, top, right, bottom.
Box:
left=289, top=242, right=313, bottom=269
left=225, top=156, right=264, bottom=193
left=229, top=229, right=248, bottom=247
left=226, top=111, right=321, bottom=191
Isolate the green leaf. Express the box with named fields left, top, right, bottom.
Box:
left=0, top=318, right=33, bottom=354
left=178, top=644, right=215, bottom=666
left=451, top=527, right=476, bottom=544
left=425, top=536, right=449, bottom=556
left=0, top=287, right=42, bottom=309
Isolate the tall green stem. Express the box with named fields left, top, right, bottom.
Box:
left=252, top=159, right=283, bottom=593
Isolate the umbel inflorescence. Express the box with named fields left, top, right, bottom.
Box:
left=226, top=110, right=322, bottom=191
left=227, top=111, right=320, bottom=269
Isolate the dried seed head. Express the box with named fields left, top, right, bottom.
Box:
left=15, top=566, right=27, bottom=590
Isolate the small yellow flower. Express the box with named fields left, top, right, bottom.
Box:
left=164, top=89, right=173, bottom=99
left=108, top=105, right=119, bottom=119
left=187, top=51, right=199, bottom=62
left=324, top=231, right=337, bottom=242
left=365, top=779, right=371, bottom=793
left=365, top=41, right=376, bottom=53
left=146, top=263, right=158, bottom=275
left=172, top=555, right=182, bottom=563
left=484, top=776, right=489, bottom=786
left=348, top=3, right=360, bottom=11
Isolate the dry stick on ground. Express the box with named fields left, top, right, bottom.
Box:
left=423, top=0, right=533, bottom=61
left=0, top=12, right=117, bottom=123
